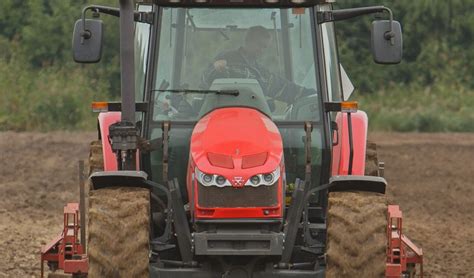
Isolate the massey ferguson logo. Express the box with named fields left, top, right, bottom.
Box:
left=232, top=177, right=244, bottom=188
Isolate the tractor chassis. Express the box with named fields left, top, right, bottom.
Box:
left=44, top=169, right=391, bottom=276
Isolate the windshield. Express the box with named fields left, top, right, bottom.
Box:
left=152, top=7, right=321, bottom=122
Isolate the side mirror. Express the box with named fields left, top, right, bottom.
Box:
left=72, top=19, right=103, bottom=63
left=371, top=20, right=403, bottom=64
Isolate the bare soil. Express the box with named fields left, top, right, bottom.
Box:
left=0, top=131, right=473, bottom=277
left=370, top=133, right=474, bottom=277
left=0, top=132, right=95, bottom=278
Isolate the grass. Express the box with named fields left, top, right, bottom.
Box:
left=1, top=55, right=473, bottom=132
left=356, top=83, right=474, bottom=132
left=0, top=57, right=110, bottom=131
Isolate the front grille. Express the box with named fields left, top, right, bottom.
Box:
left=197, top=183, right=278, bottom=208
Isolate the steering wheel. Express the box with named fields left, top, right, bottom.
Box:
left=153, top=98, right=177, bottom=117
left=285, top=93, right=320, bottom=121
left=206, top=63, right=266, bottom=85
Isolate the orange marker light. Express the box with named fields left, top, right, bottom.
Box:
left=341, top=101, right=358, bottom=113
left=292, top=8, right=305, bottom=15
left=91, top=102, right=108, bottom=112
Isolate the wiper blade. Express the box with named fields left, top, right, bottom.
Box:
left=152, top=89, right=239, bottom=96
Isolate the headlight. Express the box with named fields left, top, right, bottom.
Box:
left=245, top=168, right=280, bottom=187
left=250, top=175, right=260, bottom=186
left=216, top=175, right=226, bottom=186
left=195, top=168, right=231, bottom=187
left=203, top=174, right=213, bottom=184
left=263, top=173, right=273, bottom=183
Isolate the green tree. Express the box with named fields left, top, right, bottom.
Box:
left=335, top=0, right=474, bottom=92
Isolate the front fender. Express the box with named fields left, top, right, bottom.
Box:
left=328, top=175, right=386, bottom=194
left=331, top=111, right=368, bottom=176
left=90, top=171, right=148, bottom=190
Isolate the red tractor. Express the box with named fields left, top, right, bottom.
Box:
left=41, top=0, right=423, bottom=277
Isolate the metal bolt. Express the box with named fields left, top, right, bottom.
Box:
left=379, top=161, right=385, bottom=178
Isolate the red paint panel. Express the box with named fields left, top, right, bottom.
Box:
left=385, top=264, right=402, bottom=277
left=64, top=258, right=88, bottom=274
left=189, top=107, right=284, bottom=219
left=207, top=152, right=234, bottom=169
left=190, top=108, right=283, bottom=186
left=196, top=206, right=282, bottom=219
left=331, top=111, right=368, bottom=176
left=242, top=152, right=268, bottom=169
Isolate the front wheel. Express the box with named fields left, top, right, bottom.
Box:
left=87, top=187, right=150, bottom=278
left=326, top=191, right=387, bottom=277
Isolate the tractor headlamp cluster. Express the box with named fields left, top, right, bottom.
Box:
left=195, top=168, right=232, bottom=187
left=245, top=168, right=280, bottom=187
left=195, top=167, right=280, bottom=188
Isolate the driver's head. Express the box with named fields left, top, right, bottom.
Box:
left=243, top=26, right=271, bottom=59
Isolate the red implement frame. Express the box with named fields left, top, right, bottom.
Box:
left=40, top=203, right=88, bottom=278
left=386, top=205, right=423, bottom=277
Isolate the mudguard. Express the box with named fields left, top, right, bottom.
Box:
left=89, top=170, right=148, bottom=190
left=328, top=175, right=386, bottom=194
left=331, top=111, right=368, bottom=176
left=97, top=112, right=121, bottom=171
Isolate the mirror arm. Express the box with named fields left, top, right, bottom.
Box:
left=79, top=6, right=113, bottom=44
left=82, top=5, right=120, bottom=20
left=382, top=8, right=395, bottom=46
left=80, top=4, right=153, bottom=39
left=318, top=6, right=394, bottom=45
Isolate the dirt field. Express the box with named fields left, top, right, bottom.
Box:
left=0, top=131, right=473, bottom=277
left=0, top=132, right=95, bottom=277
left=370, top=133, right=474, bottom=277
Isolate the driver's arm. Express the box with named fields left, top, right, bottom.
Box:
left=260, top=68, right=316, bottom=104
left=201, top=48, right=254, bottom=88
left=200, top=52, right=233, bottom=89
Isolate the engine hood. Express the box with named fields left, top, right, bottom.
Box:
left=190, top=108, right=283, bottom=186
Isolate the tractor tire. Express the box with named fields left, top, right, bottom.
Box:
left=88, top=187, right=150, bottom=278
left=47, top=273, right=73, bottom=278
left=86, top=141, right=150, bottom=277
left=88, top=140, right=104, bottom=175
left=326, top=191, right=387, bottom=278
left=365, top=141, right=379, bottom=177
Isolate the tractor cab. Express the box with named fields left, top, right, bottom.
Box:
left=148, top=7, right=321, bottom=118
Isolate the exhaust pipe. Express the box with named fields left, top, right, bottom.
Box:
left=119, top=0, right=136, bottom=123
